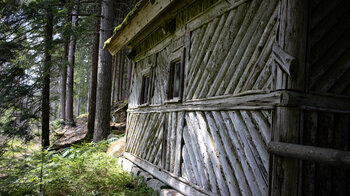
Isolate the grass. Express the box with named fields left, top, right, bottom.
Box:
left=0, top=140, right=156, bottom=196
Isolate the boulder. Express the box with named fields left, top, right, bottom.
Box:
left=106, top=136, right=125, bottom=157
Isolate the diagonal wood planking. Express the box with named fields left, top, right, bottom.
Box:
left=185, top=0, right=279, bottom=100
left=308, top=0, right=350, bottom=96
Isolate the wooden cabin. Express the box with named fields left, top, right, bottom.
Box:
left=105, top=0, right=350, bottom=195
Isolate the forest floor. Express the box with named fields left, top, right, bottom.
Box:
left=0, top=102, right=157, bottom=195
left=52, top=101, right=128, bottom=150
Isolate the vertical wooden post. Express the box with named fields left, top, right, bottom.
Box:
left=271, top=0, right=309, bottom=195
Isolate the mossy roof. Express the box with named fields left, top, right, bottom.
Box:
left=103, top=0, right=148, bottom=50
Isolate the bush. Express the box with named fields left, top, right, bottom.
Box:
left=0, top=142, right=156, bottom=196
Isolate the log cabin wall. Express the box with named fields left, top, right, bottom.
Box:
left=125, top=0, right=280, bottom=195
left=300, top=0, right=350, bottom=195
left=270, top=0, right=350, bottom=195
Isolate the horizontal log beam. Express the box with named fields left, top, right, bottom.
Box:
left=268, top=142, right=350, bottom=167
left=128, top=91, right=281, bottom=113
left=128, top=90, right=350, bottom=113
left=280, top=90, right=350, bottom=113
left=123, top=152, right=213, bottom=196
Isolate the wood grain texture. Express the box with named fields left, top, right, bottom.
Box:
left=308, top=0, right=350, bottom=96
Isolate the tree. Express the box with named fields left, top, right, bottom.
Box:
left=66, top=2, right=79, bottom=125
left=87, top=0, right=101, bottom=140
left=60, top=35, right=69, bottom=122
left=93, top=0, right=114, bottom=142
left=41, top=7, right=53, bottom=148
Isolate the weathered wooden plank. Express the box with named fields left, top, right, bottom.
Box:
left=279, top=90, right=350, bottom=113
left=124, top=152, right=214, bottom=196
left=147, top=124, right=164, bottom=164
left=142, top=113, right=163, bottom=159
left=207, top=1, right=250, bottom=96
left=235, top=11, right=277, bottom=93
left=154, top=143, right=163, bottom=167
left=271, top=107, right=301, bottom=196
left=212, top=111, right=252, bottom=195
left=188, top=113, right=217, bottom=193
left=252, top=56, right=274, bottom=90
left=221, top=111, right=261, bottom=195
left=192, top=13, right=228, bottom=99
left=229, top=111, right=267, bottom=194
left=301, top=111, right=317, bottom=196
left=311, top=49, right=350, bottom=93
left=225, top=0, right=278, bottom=94
left=128, top=91, right=281, bottom=113
left=196, top=112, right=230, bottom=195
left=127, top=114, right=142, bottom=152
left=215, top=0, right=266, bottom=95
left=309, top=10, right=350, bottom=71
left=205, top=112, right=240, bottom=195
left=332, top=114, right=349, bottom=195
left=187, top=0, right=250, bottom=31
left=310, top=0, right=342, bottom=30
left=310, top=0, right=348, bottom=47
left=198, top=8, right=239, bottom=98
left=125, top=114, right=136, bottom=151
left=165, top=113, right=172, bottom=171
left=268, top=141, right=350, bottom=167
left=182, top=126, right=203, bottom=187
left=315, top=112, right=333, bottom=196
left=251, top=111, right=271, bottom=144
left=186, top=18, right=220, bottom=100
left=185, top=113, right=210, bottom=190
left=182, top=144, right=197, bottom=185
left=145, top=118, right=163, bottom=163
left=139, top=113, right=160, bottom=158
left=241, top=111, right=269, bottom=171
left=133, top=113, right=154, bottom=155
left=169, top=112, right=177, bottom=173
left=173, top=112, right=184, bottom=176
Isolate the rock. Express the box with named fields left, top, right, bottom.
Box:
left=106, top=136, right=125, bottom=157
left=146, top=179, right=167, bottom=191
left=159, top=189, right=184, bottom=196
left=118, top=157, right=134, bottom=172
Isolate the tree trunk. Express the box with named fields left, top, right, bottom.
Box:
left=86, top=0, right=101, bottom=141
left=93, top=0, right=114, bottom=142
left=60, top=41, right=69, bottom=122
left=66, top=3, right=79, bottom=125
left=42, top=8, right=53, bottom=148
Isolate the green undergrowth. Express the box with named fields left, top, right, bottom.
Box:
left=0, top=140, right=156, bottom=196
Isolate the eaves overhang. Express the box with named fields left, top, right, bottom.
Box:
left=104, top=0, right=178, bottom=55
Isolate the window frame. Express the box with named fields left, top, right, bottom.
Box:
left=166, top=48, right=185, bottom=103
left=139, top=68, right=152, bottom=106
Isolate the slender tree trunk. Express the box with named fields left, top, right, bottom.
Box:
left=76, top=94, right=80, bottom=116
left=93, top=0, right=114, bottom=142
left=42, top=8, right=53, bottom=148
left=60, top=42, right=69, bottom=122
left=86, top=0, right=101, bottom=140
left=66, top=3, right=78, bottom=125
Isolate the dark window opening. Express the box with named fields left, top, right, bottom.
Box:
left=168, top=60, right=182, bottom=100
left=140, top=74, right=150, bottom=105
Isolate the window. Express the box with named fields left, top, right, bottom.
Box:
left=167, top=49, right=184, bottom=102
left=140, top=73, right=150, bottom=105
left=168, top=61, right=181, bottom=99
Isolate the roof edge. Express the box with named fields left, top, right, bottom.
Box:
left=105, top=0, right=177, bottom=55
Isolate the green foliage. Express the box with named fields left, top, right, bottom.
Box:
left=0, top=142, right=156, bottom=196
